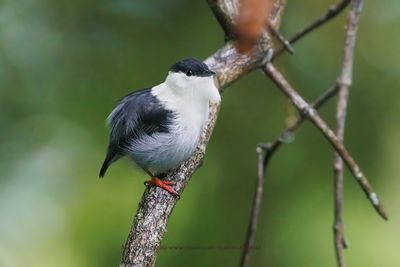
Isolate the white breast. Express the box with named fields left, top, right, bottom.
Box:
left=127, top=76, right=219, bottom=175
left=144, top=84, right=208, bottom=173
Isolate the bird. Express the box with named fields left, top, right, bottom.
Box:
left=99, top=58, right=220, bottom=197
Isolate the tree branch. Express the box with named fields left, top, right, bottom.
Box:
left=240, top=1, right=357, bottom=265
left=241, top=3, right=385, bottom=266
left=333, top=0, right=363, bottom=266
left=120, top=1, right=287, bottom=266
left=206, top=0, right=239, bottom=40
left=263, top=63, right=388, bottom=220
left=240, top=1, right=355, bottom=264
left=240, top=145, right=268, bottom=267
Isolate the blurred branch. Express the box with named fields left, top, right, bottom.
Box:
left=120, top=1, right=286, bottom=266
left=273, top=0, right=351, bottom=60
left=333, top=0, right=363, bottom=266
left=234, top=0, right=274, bottom=53
left=263, top=62, right=388, bottom=221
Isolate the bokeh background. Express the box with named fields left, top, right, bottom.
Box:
left=0, top=0, right=399, bottom=266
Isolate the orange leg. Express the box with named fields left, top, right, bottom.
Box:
left=144, top=177, right=180, bottom=198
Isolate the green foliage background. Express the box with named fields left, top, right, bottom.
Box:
left=0, top=0, right=399, bottom=266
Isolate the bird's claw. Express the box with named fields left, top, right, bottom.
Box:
left=144, top=177, right=180, bottom=199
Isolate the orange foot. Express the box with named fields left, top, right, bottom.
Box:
left=144, top=177, right=180, bottom=198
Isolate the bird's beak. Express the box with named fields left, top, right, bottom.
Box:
left=206, top=70, right=216, bottom=76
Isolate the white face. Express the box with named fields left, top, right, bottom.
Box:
left=165, top=71, right=220, bottom=104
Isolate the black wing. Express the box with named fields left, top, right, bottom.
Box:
left=99, top=88, right=174, bottom=177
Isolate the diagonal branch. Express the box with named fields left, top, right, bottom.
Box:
left=263, top=62, right=388, bottom=220
left=333, top=0, right=363, bottom=266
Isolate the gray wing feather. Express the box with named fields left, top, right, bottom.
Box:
left=99, top=88, right=174, bottom=177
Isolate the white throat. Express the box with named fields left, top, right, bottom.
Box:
left=152, top=71, right=220, bottom=110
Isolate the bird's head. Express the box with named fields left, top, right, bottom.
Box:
left=165, top=58, right=220, bottom=103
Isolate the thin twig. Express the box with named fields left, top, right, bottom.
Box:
left=263, top=63, right=388, bottom=220
left=263, top=84, right=339, bottom=157
left=333, top=0, right=363, bottom=266
left=273, top=0, right=351, bottom=60
left=240, top=146, right=267, bottom=267
left=240, top=84, right=338, bottom=267
left=269, top=25, right=295, bottom=54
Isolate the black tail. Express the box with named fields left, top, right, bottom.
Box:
left=99, top=148, right=118, bottom=178
left=99, top=159, right=110, bottom=178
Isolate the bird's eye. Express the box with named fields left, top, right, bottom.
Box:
left=186, top=70, right=193, bottom=77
